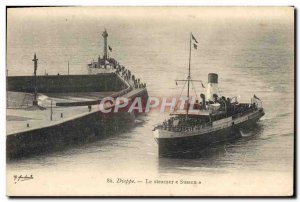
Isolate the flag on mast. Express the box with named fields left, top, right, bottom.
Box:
left=108, top=46, right=112, bottom=52
left=253, top=94, right=261, bottom=101
left=191, top=34, right=198, bottom=43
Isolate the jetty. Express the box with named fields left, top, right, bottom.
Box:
left=6, top=30, right=148, bottom=159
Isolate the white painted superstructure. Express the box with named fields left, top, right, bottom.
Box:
left=206, top=73, right=220, bottom=101
left=206, top=83, right=220, bottom=101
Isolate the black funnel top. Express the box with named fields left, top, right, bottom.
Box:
left=208, top=73, right=218, bottom=83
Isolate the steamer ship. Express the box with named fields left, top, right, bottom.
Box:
left=153, top=33, right=265, bottom=157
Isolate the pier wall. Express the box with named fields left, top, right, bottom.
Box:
left=7, top=110, right=136, bottom=158
left=7, top=73, right=125, bottom=93
left=6, top=71, right=149, bottom=159
left=7, top=89, right=148, bottom=159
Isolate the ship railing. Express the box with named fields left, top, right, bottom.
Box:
left=157, top=122, right=212, bottom=132
left=231, top=107, right=258, bottom=119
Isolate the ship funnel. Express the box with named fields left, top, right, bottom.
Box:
left=206, top=73, right=220, bottom=101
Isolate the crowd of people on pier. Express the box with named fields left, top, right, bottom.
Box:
left=104, top=57, right=147, bottom=89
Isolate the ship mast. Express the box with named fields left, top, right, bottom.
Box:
left=175, top=33, right=202, bottom=116
left=187, top=33, right=192, bottom=115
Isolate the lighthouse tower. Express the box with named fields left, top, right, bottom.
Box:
left=206, top=73, right=220, bottom=101
left=102, top=29, right=108, bottom=68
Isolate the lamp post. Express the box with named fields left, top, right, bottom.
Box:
left=32, top=54, right=38, bottom=106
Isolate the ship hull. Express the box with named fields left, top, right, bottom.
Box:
left=155, top=110, right=264, bottom=157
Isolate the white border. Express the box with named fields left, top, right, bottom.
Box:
left=0, top=0, right=298, bottom=201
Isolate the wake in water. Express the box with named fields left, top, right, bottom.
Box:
left=239, top=129, right=252, bottom=137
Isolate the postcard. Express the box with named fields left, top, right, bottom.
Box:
left=6, top=6, right=294, bottom=196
